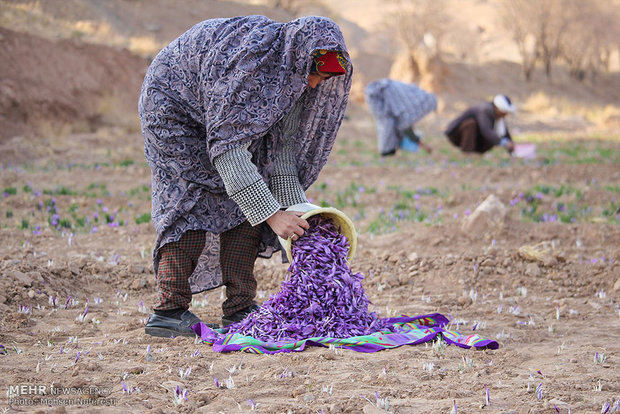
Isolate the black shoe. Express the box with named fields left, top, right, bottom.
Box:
left=222, top=304, right=260, bottom=327
left=145, top=310, right=219, bottom=338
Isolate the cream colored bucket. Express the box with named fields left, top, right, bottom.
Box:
left=277, top=202, right=357, bottom=263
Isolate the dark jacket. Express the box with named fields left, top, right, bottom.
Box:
left=444, top=102, right=512, bottom=153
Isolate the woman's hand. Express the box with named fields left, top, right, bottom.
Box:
left=266, top=210, right=309, bottom=242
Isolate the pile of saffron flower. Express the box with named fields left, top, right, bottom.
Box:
left=229, top=215, right=393, bottom=341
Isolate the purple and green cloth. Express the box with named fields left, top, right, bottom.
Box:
left=192, top=215, right=499, bottom=354
left=192, top=313, right=498, bottom=354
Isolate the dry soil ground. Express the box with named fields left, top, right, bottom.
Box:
left=0, top=1, right=619, bottom=413
left=0, top=116, right=618, bottom=413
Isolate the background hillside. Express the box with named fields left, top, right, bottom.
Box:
left=1, top=0, right=619, bottom=160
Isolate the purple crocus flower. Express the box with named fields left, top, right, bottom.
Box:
left=601, top=401, right=610, bottom=414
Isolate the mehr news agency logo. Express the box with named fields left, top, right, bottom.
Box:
left=7, top=383, right=116, bottom=407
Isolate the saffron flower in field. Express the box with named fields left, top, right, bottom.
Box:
left=228, top=215, right=392, bottom=341
left=601, top=401, right=610, bottom=413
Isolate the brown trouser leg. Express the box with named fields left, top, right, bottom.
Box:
left=448, top=118, right=479, bottom=153
left=219, top=221, right=262, bottom=316
left=154, top=230, right=206, bottom=311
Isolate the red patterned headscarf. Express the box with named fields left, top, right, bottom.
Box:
left=310, top=49, right=346, bottom=76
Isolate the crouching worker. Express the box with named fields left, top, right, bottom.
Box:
left=365, top=78, right=437, bottom=156
left=139, top=15, right=352, bottom=337
left=444, top=94, right=516, bottom=154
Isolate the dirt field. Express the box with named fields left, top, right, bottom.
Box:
left=0, top=0, right=619, bottom=413
left=1, top=115, right=618, bottom=413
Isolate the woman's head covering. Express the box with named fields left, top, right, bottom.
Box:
left=310, top=50, right=347, bottom=75
left=141, top=15, right=353, bottom=189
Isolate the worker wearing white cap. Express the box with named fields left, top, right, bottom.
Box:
left=444, top=94, right=516, bottom=154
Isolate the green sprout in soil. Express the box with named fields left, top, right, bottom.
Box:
left=135, top=212, right=151, bottom=225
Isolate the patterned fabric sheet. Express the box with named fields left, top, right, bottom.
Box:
left=192, top=313, right=498, bottom=354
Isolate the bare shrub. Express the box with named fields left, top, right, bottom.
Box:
left=499, top=0, right=571, bottom=81
left=500, top=0, right=620, bottom=82
left=385, top=0, right=451, bottom=89
left=558, top=0, right=620, bottom=82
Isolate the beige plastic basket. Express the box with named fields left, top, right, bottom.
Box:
left=278, top=203, right=357, bottom=263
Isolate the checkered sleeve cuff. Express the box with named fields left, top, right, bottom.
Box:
left=270, top=174, right=307, bottom=208
left=230, top=180, right=280, bottom=226
left=214, top=143, right=280, bottom=226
